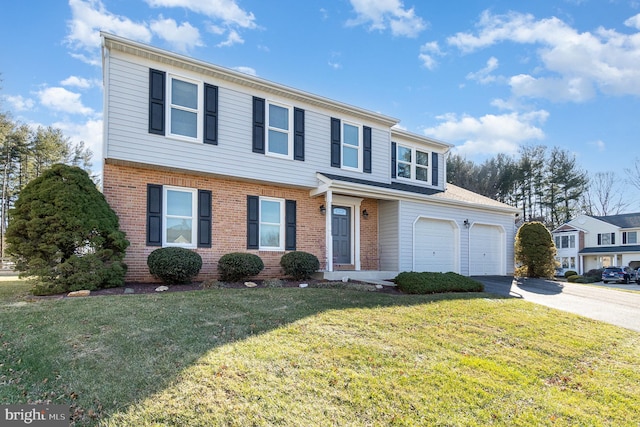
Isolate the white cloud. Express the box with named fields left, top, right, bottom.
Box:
left=53, top=118, right=104, bottom=162
left=66, top=0, right=152, bottom=53
left=61, top=76, right=95, bottom=89
left=3, top=95, right=35, bottom=112
left=145, top=0, right=256, bottom=29
left=346, top=0, right=427, bottom=37
left=447, top=10, right=640, bottom=101
left=624, top=13, right=640, bottom=30
left=150, top=17, right=204, bottom=52
left=217, top=29, right=244, bottom=47
left=466, top=56, right=499, bottom=84
left=37, top=87, right=94, bottom=116
left=423, top=110, right=548, bottom=157
left=418, top=41, right=442, bottom=70
left=233, top=66, right=257, bottom=76
left=589, top=140, right=606, bottom=151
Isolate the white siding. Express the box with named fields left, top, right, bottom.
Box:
left=105, top=52, right=395, bottom=189
left=379, top=200, right=399, bottom=271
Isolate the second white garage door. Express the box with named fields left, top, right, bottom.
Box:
left=414, top=218, right=457, bottom=273
left=470, top=224, right=503, bottom=275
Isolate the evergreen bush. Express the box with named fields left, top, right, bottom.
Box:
left=280, top=251, right=320, bottom=280
left=564, top=270, right=578, bottom=278
left=147, top=247, right=202, bottom=284
left=217, top=252, right=264, bottom=282
left=514, top=222, right=557, bottom=278
left=394, top=271, right=484, bottom=294
left=6, top=164, right=129, bottom=295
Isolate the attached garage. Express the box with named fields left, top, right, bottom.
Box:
left=469, top=224, right=504, bottom=275
left=414, top=217, right=458, bottom=273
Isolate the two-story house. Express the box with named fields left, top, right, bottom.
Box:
left=551, top=213, right=640, bottom=274
left=101, top=33, right=519, bottom=282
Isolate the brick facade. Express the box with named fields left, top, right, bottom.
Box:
left=103, top=162, right=379, bottom=282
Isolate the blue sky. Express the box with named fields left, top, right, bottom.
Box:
left=2, top=0, right=640, bottom=179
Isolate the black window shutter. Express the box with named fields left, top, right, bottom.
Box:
left=198, top=190, right=212, bottom=248
left=247, top=195, right=259, bottom=249
left=149, top=69, right=165, bottom=135
left=252, top=97, right=265, bottom=154
left=611, top=233, right=615, bottom=245
left=598, top=234, right=602, bottom=245
left=391, top=142, right=397, bottom=178
left=204, top=84, right=218, bottom=145
left=623, top=232, right=627, bottom=244
left=432, top=152, right=439, bottom=186
left=363, top=126, right=372, bottom=173
left=147, top=184, right=163, bottom=246
left=331, top=117, right=341, bottom=167
left=294, top=108, right=305, bottom=161
left=285, top=200, right=297, bottom=250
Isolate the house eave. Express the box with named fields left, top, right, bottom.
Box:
left=313, top=173, right=519, bottom=215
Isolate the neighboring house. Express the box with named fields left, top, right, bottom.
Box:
left=551, top=213, right=640, bottom=274
left=101, top=33, right=519, bottom=282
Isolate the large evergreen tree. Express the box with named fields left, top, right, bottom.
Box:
left=6, top=164, right=129, bottom=295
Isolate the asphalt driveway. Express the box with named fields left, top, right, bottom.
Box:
left=475, top=276, right=640, bottom=333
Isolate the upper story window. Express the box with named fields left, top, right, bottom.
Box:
left=267, top=102, right=292, bottom=158
left=342, top=122, right=361, bottom=170
left=168, top=75, right=201, bottom=141
left=555, top=235, right=575, bottom=249
left=623, top=231, right=637, bottom=244
left=396, top=144, right=430, bottom=183
left=597, top=232, right=615, bottom=246
left=164, top=186, right=198, bottom=247
left=149, top=69, right=218, bottom=145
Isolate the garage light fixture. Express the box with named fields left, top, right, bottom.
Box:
left=463, top=219, right=470, bottom=228
left=362, top=209, right=369, bottom=219
left=319, top=204, right=326, bottom=215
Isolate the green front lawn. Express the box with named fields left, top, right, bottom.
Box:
left=1, top=280, right=638, bottom=426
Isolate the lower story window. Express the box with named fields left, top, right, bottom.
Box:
left=260, top=198, right=284, bottom=249
left=164, top=187, right=197, bottom=247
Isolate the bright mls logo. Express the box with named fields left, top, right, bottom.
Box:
left=1, top=405, right=68, bottom=426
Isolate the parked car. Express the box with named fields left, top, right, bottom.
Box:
left=601, top=266, right=635, bottom=284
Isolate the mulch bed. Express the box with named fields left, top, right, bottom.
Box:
left=67, top=279, right=403, bottom=297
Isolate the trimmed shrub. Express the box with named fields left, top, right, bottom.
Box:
left=564, top=270, right=578, bottom=279
left=586, top=268, right=604, bottom=281
left=218, top=252, right=264, bottom=282
left=280, top=251, right=320, bottom=280
left=574, top=275, right=597, bottom=284
left=394, top=271, right=484, bottom=294
left=566, top=274, right=580, bottom=282
left=147, top=247, right=202, bottom=285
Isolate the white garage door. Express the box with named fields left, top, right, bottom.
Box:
left=414, top=218, right=456, bottom=273
left=470, top=224, right=502, bottom=275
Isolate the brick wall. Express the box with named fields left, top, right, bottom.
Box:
left=103, top=162, right=380, bottom=282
